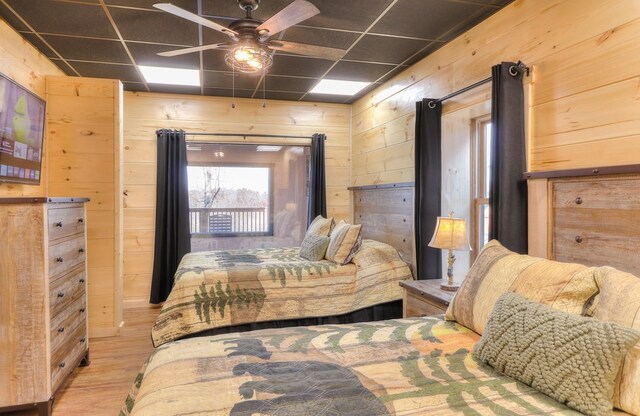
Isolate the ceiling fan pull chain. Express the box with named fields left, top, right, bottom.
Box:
left=262, top=66, right=266, bottom=108
left=232, top=64, right=236, bottom=109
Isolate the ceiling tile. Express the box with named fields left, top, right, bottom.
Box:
left=202, top=49, right=234, bottom=72
left=301, top=93, right=349, bottom=104
left=43, top=35, right=131, bottom=64
left=344, top=34, right=428, bottom=64
left=269, top=55, right=333, bottom=78
left=203, top=71, right=260, bottom=90
left=438, top=6, right=499, bottom=42
left=4, top=0, right=117, bottom=38
left=372, top=0, right=483, bottom=40
left=69, top=61, right=143, bottom=83
left=326, top=61, right=396, bottom=82
left=264, top=91, right=304, bottom=101
left=401, top=41, right=443, bottom=66
left=109, top=7, right=198, bottom=45
left=126, top=42, right=200, bottom=69
left=203, top=87, right=254, bottom=99
left=202, top=0, right=292, bottom=20
left=148, top=84, right=202, bottom=95
left=0, top=3, right=30, bottom=32
left=265, top=76, right=317, bottom=93
left=50, top=59, right=79, bottom=77
left=281, top=26, right=359, bottom=50
left=302, top=0, right=394, bottom=31
left=105, top=0, right=198, bottom=12
left=122, top=81, right=147, bottom=92
left=20, top=32, right=58, bottom=59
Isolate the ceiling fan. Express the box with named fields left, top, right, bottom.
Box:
left=153, top=0, right=347, bottom=74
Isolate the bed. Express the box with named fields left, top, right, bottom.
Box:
left=124, top=173, right=640, bottom=416
left=151, top=185, right=416, bottom=346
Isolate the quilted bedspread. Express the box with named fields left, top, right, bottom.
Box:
left=151, top=239, right=413, bottom=347
left=122, top=316, right=593, bottom=416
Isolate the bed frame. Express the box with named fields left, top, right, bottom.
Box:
left=350, top=183, right=415, bottom=275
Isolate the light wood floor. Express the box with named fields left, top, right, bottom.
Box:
left=52, top=306, right=160, bottom=416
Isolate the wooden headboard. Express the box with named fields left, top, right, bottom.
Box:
left=545, top=173, right=640, bottom=277
left=350, top=183, right=415, bottom=275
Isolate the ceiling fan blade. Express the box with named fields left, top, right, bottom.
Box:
left=268, top=40, right=346, bottom=60
left=157, top=43, right=229, bottom=57
left=257, top=0, right=319, bottom=37
left=153, top=3, right=238, bottom=38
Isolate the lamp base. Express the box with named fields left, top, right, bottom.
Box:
left=440, top=281, right=460, bottom=292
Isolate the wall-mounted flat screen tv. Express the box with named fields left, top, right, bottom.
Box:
left=0, top=72, right=46, bottom=185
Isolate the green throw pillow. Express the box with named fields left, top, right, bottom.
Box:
left=474, top=292, right=640, bottom=416
left=299, top=233, right=330, bottom=261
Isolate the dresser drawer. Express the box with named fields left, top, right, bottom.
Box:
left=405, top=291, right=447, bottom=317
left=50, top=295, right=87, bottom=354
left=50, top=267, right=86, bottom=317
left=552, top=178, right=640, bottom=209
left=49, top=237, right=86, bottom=279
left=51, top=322, right=87, bottom=392
left=48, top=206, right=85, bottom=241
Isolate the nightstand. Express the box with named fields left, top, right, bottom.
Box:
left=399, top=279, right=455, bottom=318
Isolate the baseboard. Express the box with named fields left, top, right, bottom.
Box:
left=89, top=325, right=119, bottom=339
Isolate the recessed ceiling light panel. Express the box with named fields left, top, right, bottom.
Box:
left=310, top=79, right=370, bottom=96
left=256, top=145, right=283, bottom=152
left=138, top=65, right=200, bottom=86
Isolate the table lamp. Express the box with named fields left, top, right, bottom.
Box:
left=428, top=212, right=471, bottom=291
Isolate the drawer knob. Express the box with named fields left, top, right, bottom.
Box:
left=575, top=197, right=583, bottom=205
left=58, top=327, right=65, bottom=333
left=80, top=337, right=86, bottom=343
left=78, top=218, right=84, bottom=223
left=58, top=362, right=65, bottom=369
left=575, top=235, right=583, bottom=243
left=56, top=257, right=64, bottom=263
left=78, top=248, right=85, bottom=253
left=54, top=221, right=63, bottom=227
left=79, top=278, right=86, bottom=284
left=79, top=308, right=86, bottom=313
left=57, top=292, right=65, bottom=298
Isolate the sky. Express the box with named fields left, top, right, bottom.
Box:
left=187, top=166, right=270, bottom=194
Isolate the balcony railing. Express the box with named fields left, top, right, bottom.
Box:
left=189, top=207, right=270, bottom=236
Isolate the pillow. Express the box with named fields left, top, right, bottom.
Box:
left=325, top=220, right=362, bottom=265
left=305, top=215, right=334, bottom=237
left=589, top=266, right=640, bottom=415
left=299, top=233, right=330, bottom=261
left=445, top=239, right=599, bottom=334
left=474, top=292, right=640, bottom=416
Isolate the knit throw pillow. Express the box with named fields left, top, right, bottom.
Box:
left=299, top=234, right=330, bottom=261
left=474, top=292, right=640, bottom=416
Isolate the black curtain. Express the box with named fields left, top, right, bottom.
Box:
left=150, top=129, right=191, bottom=304
left=414, top=99, right=442, bottom=280
left=489, top=62, right=528, bottom=253
left=307, top=133, right=327, bottom=226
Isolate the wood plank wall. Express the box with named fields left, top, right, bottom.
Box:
left=122, top=92, right=350, bottom=304
left=351, top=0, right=640, bottom=188
left=46, top=76, right=123, bottom=338
left=0, top=19, right=63, bottom=197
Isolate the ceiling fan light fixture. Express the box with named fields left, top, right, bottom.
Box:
left=225, top=44, right=272, bottom=74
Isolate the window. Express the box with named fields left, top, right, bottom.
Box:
left=186, top=142, right=309, bottom=252
left=472, top=117, right=492, bottom=257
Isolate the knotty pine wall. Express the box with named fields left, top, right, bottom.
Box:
left=46, top=76, right=123, bottom=337
left=0, top=19, right=63, bottom=197
left=122, top=92, right=350, bottom=304
left=351, top=0, right=640, bottom=260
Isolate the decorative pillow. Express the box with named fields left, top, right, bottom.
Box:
left=445, top=239, right=599, bottom=334
left=305, top=215, right=334, bottom=237
left=299, top=234, right=330, bottom=261
left=474, top=292, right=640, bottom=416
left=325, top=220, right=362, bottom=265
left=589, top=266, right=640, bottom=415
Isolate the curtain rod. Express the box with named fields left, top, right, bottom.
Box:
left=184, top=132, right=318, bottom=140
left=428, top=61, right=530, bottom=108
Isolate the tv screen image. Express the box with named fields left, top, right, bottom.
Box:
left=0, top=73, right=46, bottom=185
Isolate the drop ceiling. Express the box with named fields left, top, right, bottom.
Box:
left=0, top=0, right=513, bottom=103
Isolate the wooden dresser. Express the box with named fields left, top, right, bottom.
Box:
left=0, top=197, right=90, bottom=415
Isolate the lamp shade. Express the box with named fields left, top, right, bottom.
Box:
left=428, top=215, right=471, bottom=251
